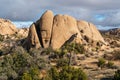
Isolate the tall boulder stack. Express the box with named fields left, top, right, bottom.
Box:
left=23, top=10, right=105, bottom=50
left=0, top=18, right=17, bottom=35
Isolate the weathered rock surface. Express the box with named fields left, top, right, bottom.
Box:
left=77, top=20, right=105, bottom=43
left=23, top=10, right=105, bottom=50
left=0, top=18, right=17, bottom=35
left=23, top=23, right=40, bottom=50
left=51, top=15, right=82, bottom=49
left=36, top=10, right=54, bottom=48
left=17, top=28, right=29, bottom=37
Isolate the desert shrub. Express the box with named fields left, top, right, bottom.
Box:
left=59, top=66, right=87, bottom=80
left=113, top=70, right=120, bottom=80
left=0, top=46, right=35, bottom=79
left=54, top=49, right=68, bottom=58
left=0, top=34, right=4, bottom=42
left=44, top=66, right=87, bottom=80
left=36, top=57, right=50, bottom=70
left=21, top=72, right=32, bottom=80
left=97, top=58, right=106, bottom=68
left=43, top=48, right=54, bottom=55
left=107, top=61, right=114, bottom=68
left=29, top=48, right=41, bottom=57
left=11, top=47, right=33, bottom=72
left=48, top=67, right=59, bottom=80
left=56, top=59, right=69, bottom=68
left=0, top=55, right=18, bottom=80
left=42, top=67, right=59, bottom=80
left=22, top=67, right=40, bottom=80
left=29, top=48, right=50, bottom=70
left=74, top=43, right=85, bottom=54
left=61, top=43, right=85, bottom=66
left=62, top=43, right=85, bottom=54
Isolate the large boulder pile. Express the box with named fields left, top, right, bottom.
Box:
left=23, top=10, right=105, bottom=50
left=0, top=18, right=17, bottom=35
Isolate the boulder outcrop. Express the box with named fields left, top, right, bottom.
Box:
left=51, top=15, right=82, bottom=49
left=23, top=23, right=40, bottom=50
left=23, top=10, right=105, bottom=50
left=0, top=18, right=17, bottom=35
left=36, top=10, right=54, bottom=48
left=77, top=20, right=105, bottom=43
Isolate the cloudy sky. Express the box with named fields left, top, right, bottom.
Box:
left=0, top=0, right=120, bottom=27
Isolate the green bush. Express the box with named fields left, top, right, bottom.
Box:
left=21, top=67, right=40, bottom=80
left=44, top=66, right=87, bottom=80
left=113, top=70, right=120, bottom=80
left=107, top=61, right=114, bottom=68
left=62, top=43, right=85, bottom=54
left=56, top=59, right=69, bottom=68
left=44, top=48, right=53, bottom=55
left=54, top=49, right=67, bottom=58
left=97, top=58, right=106, bottom=68
left=48, top=67, right=59, bottom=80
left=21, top=73, right=32, bottom=80
left=74, top=43, right=85, bottom=54
left=0, top=55, right=18, bottom=80
left=59, top=66, right=87, bottom=80
left=0, top=46, right=38, bottom=80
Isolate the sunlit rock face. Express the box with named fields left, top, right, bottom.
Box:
left=0, top=18, right=17, bottom=35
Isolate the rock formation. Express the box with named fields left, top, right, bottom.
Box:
left=51, top=15, right=82, bottom=49
left=0, top=18, right=17, bottom=35
left=77, top=20, right=105, bottom=43
left=36, top=10, right=54, bottom=48
left=23, top=10, right=105, bottom=50
left=23, top=23, right=41, bottom=50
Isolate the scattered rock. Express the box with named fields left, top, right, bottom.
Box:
left=17, top=28, right=29, bottom=37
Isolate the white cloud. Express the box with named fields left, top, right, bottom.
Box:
left=0, top=0, right=120, bottom=27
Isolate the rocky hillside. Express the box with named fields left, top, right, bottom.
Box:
left=102, top=28, right=120, bottom=39
left=23, top=10, right=105, bottom=50
left=0, top=18, right=17, bottom=35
